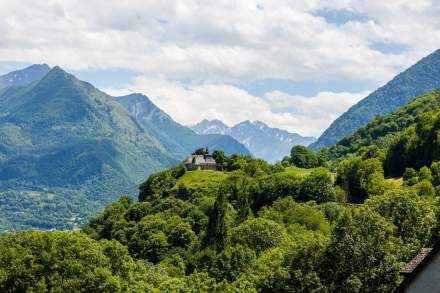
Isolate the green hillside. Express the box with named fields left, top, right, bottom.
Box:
left=311, top=49, right=440, bottom=150
left=3, top=118, right=440, bottom=291
left=325, top=89, right=440, bottom=161
left=0, top=67, right=250, bottom=231
left=0, top=67, right=179, bottom=230
left=117, top=94, right=251, bottom=157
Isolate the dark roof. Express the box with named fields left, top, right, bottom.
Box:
left=400, top=248, right=433, bottom=275
left=396, top=244, right=440, bottom=292
left=184, top=155, right=216, bottom=165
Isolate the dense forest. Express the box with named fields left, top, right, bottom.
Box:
left=311, top=48, right=440, bottom=150
left=323, top=90, right=440, bottom=164
left=4, top=88, right=440, bottom=291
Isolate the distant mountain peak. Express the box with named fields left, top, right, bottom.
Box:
left=47, top=65, right=72, bottom=77
left=119, top=93, right=152, bottom=102
left=191, top=119, right=229, bottom=135
left=28, top=63, right=51, bottom=71
left=236, top=120, right=267, bottom=128
left=0, top=63, right=51, bottom=88
left=200, top=118, right=228, bottom=125
left=125, top=92, right=148, bottom=98
left=117, top=92, right=168, bottom=121
left=191, top=119, right=316, bottom=162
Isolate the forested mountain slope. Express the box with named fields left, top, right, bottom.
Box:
left=0, top=66, right=249, bottom=231
left=311, top=49, right=440, bottom=150
left=326, top=90, right=440, bottom=161
left=0, top=67, right=178, bottom=230
left=2, top=108, right=440, bottom=291
left=117, top=94, right=250, bottom=157
left=2, top=147, right=435, bottom=291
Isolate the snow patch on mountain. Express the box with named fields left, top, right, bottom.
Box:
left=191, top=119, right=316, bottom=162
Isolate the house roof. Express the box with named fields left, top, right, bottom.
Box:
left=400, top=248, right=433, bottom=275
left=184, top=155, right=216, bottom=165
left=396, top=244, right=440, bottom=292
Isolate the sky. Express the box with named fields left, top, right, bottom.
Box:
left=1, top=1, right=440, bottom=137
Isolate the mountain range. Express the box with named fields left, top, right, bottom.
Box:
left=311, top=49, right=440, bottom=150
left=3, top=47, right=440, bottom=231
left=191, top=119, right=316, bottom=162
left=0, top=64, right=51, bottom=89
left=0, top=65, right=249, bottom=231
left=117, top=94, right=249, bottom=157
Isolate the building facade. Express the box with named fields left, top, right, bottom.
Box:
left=184, top=149, right=217, bottom=171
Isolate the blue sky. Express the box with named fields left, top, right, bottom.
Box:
left=1, top=1, right=439, bottom=136
left=313, top=8, right=373, bottom=25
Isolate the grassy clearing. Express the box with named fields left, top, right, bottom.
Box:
left=283, top=166, right=316, bottom=176
left=385, top=177, right=404, bottom=187
left=174, top=166, right=334, bottom=198
left=175, top=170, right=229, bottom=197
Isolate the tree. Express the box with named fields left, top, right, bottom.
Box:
left=281, top=156, right=291, bottom=167
left=229, top=218, right=286, bottom=254
left=431, top=161, right=440, bottom=186
left=384, top=127, right=418, bottom=176
left=412, top=180, right=435, bottom=197
left=192, top=245, right=256, bottom=282
left=204, top=187, right=229, bottom=250
left=138, top=165, right=185, bottom=202
left=176, top=183, right=191, bottom=200
left=193, top=148, right=206, bottom=155
left=418, top=166, right=432, bottom=182
left=366, top=189, right=436, bottom=259
left=430, top=161, right=440, bottom=186
left=130, top=215, right=195, bottom=263
left=300, top=167, right=336, bottom=203
left=322, top=207, right=400, bottom=292
left=212, top=150, right=226, bottom=171
left=0, top=231, right=151, bottom=292
left=138, top=170, right=176, bottom=202
left=290, top=145, right=319, bottom=168
left=221, top=173, right=253, bottom=224
left=336, top=157, right=385, bottom=202
left=84, top=196, right=132, bottom=242
left=259, top=197, right=331, bottom=235
left=403, top=167, right=418, bottom=186
left=357, top=158, right=386, bottom=197
left=252, top=173, right=302, bottom=211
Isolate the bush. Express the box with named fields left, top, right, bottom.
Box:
left=229, top=218, right=286, bottom=254
left=290, top=145, right=319, bottom=168
left=300, top=167, right=336, bottom=203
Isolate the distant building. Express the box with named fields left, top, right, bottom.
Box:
left=396, top=245, right=440, bottom=292
left=184, top=148, right=217, bottom=171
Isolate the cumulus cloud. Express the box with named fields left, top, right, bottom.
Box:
left=105, top=78, right=367, bottom=137
left=1, top=0, right=440, bottom=136
left=1, top=0, right=439, bottom=83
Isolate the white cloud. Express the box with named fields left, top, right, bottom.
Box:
left=105, top=78, right=367, bottom=137
left=264, top=90, right=368, bottom=136
left=1, top=0, right=440, bottom=136
left=1, top=0, right=439, bottom=84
